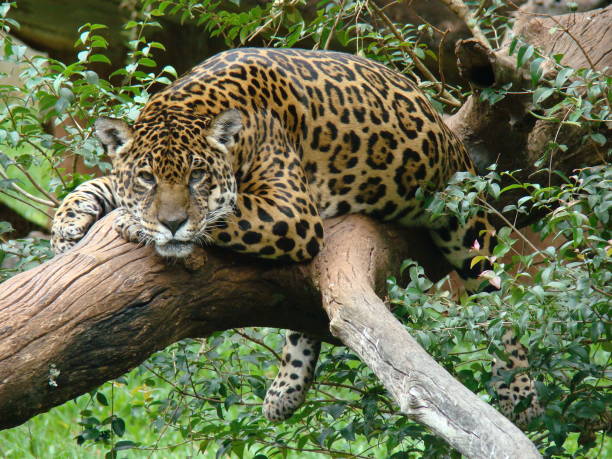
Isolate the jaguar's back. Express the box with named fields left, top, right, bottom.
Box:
left=143, top=48, right=473, bottom=224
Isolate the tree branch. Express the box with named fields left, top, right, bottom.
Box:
left=0, top=210, right=540, bottom=458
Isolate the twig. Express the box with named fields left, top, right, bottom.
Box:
left=0, top=96, right=67, bottom=189
left=317, top=380, right=369, bottom=395
left=323, top=0, right=347, bottom=50
left=0, top=155, right=60, bottom=206
left=367, top=1, right=462, bottom=107
left=246, top=0, right=303, bottom=43
left=21, top=138, right=67, bottom=189
left=142, top=363, right=260, bottom=406
left=476, top=196, right=551, bottom=259
left=450, top=346, right=488, bottom=356
left=592, top=285, right=612, bottom=299
left=436, top=29, right=450, bottom=99
left=17, top=51, right=86, bottom=137
left=233, top=328, right=282, bottom=361
left=0, top=167, right=56, bottom=207
left=475, top=0, right=487, bottom=18
left=439, top=0, right=492, bottom=49
left=137, top=432, right=374, bottom=458
left=507, top=0, right=597, bottom=73
left=0, top=189, right=50, bottom=219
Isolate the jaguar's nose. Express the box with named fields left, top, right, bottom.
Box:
left=160, top=216, right=187, bottom=235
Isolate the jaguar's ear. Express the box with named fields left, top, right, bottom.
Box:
left=206, top=109, right=242, bottom=153
left=94, top=117, right=133, bottom=158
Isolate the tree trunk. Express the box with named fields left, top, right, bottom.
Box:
left=0, top=211, right=540, bottom=458
left=449, top=5, right=610, bottom=226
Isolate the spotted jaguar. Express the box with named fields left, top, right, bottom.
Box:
left=51, top=47, right=541, bottom=427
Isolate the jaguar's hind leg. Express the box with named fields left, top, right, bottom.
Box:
left=429, top=213, right=542, bottom=427
left=263, top=331, right=321, bottom=422
left=491, top=330, right=541, bottom=428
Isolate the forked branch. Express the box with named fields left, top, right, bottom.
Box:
left=0, top=211, right=539, bottom=458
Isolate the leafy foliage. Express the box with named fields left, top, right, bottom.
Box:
left=0, top=0, right=609, bottom=457
left=405, top=164, right=611, bottom=455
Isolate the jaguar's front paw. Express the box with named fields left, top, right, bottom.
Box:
left=51, top=203, right=101, bottom=254
left=113, top=208, right=146, bottom=245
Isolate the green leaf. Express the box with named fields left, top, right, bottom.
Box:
left=224, top=392, right=240, bottom=409
left=0, top=221, right=14, bottom=234
left=500, top=183, right=524, bottom=193
left=84, top=70, right=99, bottom=85
left=589, top=133, right=606, bottom=145
left=79, top=427, right=100, bottom=441
left=0, top=178, right=17, bottom=190
left=96, top=392, right=108, bottom=406
left=138, top=57, right=157, bottom=67
left=111, top=417, right=125, bottom=437
left=77, top=50, right=89, bottom=63
left=114, top=440, right=137, bottom=451
left=508, top=36, right=519, bottom=55
left=470, top=255, right=486, bottom=269
left=590, top=321, right=605, bottom=341
left=162, top=65, right=177, bottom=78
left=322, top=403, right=345, bottom=419
left=0, top=3, right=12, bottom=17
left=554, top=67, right=574, bottom=88
left=533, top=87, right=555, bottom=106
left=530, top=58, right=545, bottom=85
left=340, top=422, right=356, bottom=441
left=89, top=54, right=111, bottom=64
left=149, top=41, right=166, bottom=50
left=216, top=440, right=231, bottom=459
left=516, top=44, right=534, bottom=69
left=480, top=87, right=506, bottom=105
left=78, top=30, right=90, bottom=45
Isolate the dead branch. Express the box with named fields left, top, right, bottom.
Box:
left=0, top=211, right=540, bottom=458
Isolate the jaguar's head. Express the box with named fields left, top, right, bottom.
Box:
left=95, top=108, right=242, bottom=258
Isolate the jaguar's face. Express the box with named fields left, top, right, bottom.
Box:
left=95, top=109, right=242, bottom=257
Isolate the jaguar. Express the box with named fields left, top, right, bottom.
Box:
left=51, top=47, right=541, bottom=427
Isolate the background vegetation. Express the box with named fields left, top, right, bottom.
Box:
left=0, top=0, right=609, bottom=457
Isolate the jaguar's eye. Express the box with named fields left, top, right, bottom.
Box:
left=137, top=171, right=156, bottom=184
left=189, top=169, right=205, bottom=184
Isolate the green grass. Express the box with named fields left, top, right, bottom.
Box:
left=0, top=370, right=192, bottom=459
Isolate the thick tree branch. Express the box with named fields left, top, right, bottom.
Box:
left=0, top=211, right=540, bottom=458
left=311, top=217, right=540, bottom=457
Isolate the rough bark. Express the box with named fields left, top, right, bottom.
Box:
left=0, top=211, right=540, bottom=458
left=448, top=5, right=610, bottom=226
left=313, top=217, right=541, bottom=458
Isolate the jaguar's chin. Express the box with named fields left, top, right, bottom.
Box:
left=155, top=240, right=194, bottom=258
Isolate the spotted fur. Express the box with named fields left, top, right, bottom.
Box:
left=51, top=48, right=540, bottom=427
left=263, top=332, right=321, bottom=422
